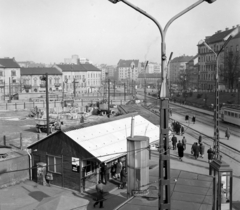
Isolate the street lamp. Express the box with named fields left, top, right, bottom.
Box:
left=198, top=25, right=240, bottom=160
left=238, top=77, right=240, bottom=104
left=108, top=0, right=216, bottom=209
left=40, top=73, right=49, bottom=136
left=131, top=63, right=135, bottom=98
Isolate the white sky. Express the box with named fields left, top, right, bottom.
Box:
left=0, top=0, right=239, bottom=65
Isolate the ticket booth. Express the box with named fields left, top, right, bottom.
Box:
left=209, top=159, right=233, bottom=210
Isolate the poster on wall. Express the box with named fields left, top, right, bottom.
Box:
left=72, top=157, right=80, bottom=173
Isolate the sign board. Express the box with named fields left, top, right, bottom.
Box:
left=72, top=157, right=80, bottom=173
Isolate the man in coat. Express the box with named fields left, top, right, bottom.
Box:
left=225, top=127, right=230, bottom=140
left=171, top=134, right=177, bottom=150
left=182, top=136, right=187, bottom=150
left=116, top=160, right=122, bottom=180
left=192, top=115, right=196, bottom=124
left=199, top=143, right=205, bottom=158
left=207, top=146, right=215, bottom=163
left=94, top=180, right=105, bottom=208
left=198, top=135, right=202, bottom=144
left=177, top=140, right=184, bottom=161
left=194, top=143, right=200, bottom=159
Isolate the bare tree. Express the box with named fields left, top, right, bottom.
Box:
left=220, top=51, right=240, bottom=89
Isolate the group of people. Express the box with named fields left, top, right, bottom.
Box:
left=172, top=133, right=217, bottom=163
left=171, top=121, right=185, bottom=135
left=171, top=135, right=187, bottom=161
left=95, top=160, right=127, bottom=208
left=185, top=114, right=196, bottom=124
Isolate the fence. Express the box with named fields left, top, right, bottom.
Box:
left=0, top=95, right=133, bottom=111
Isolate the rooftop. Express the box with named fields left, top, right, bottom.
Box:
left=0, top=58, right=20, bottom=68
left=118, top=59, right=139, bottom=68
left=21, top=67, right=62, bottom=75
left=56, top=63, right=101, bottom=72
left=171, top=56, right=194, bottom=63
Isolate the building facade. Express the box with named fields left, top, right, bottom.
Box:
left=185, top=55, right=199, bottom=90
left=198, top=25, right=240, bottom=90
left=20, top=67, right=62, bottom=93
left=137, top=73, right=161, bottom=88
left=169, top=55, right=194, bottom=85
left=55, top=63, right=101, bottom=94
left=116, top=60, right=141, bottom=83
left=0, top=58, right=21, bottom=100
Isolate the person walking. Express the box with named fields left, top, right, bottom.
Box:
left=111, top=161, right=117, bottom=179
left=177, top=140, right=184, bottom=161
left=194, top=143, right=200, bottom=159
left=120, top=166, right=127, bottom=189
left=182, top=136, right=187, bottom=151
left=93, top=180, right=105, bottom=208
left=192, top=115, right=196, bottom=124
left=207, top=146, right=215, bottom=163
left=116, top=160, right=122, bottom=180
left=199, top=143, right=205, bottom=158
left=100, top=163, right=107, bottom=184
left=191, top=142, right=197, bottom=155
left=181, top=126, right=185, bottom=136
left=171, top=134, right=177, bottom=150
left=198, top=135, right=202, bottom=144
left=225, top=127, right=230, bottom=140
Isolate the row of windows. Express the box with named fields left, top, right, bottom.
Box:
left=0, top=70, right=16, bottom=77
left=224, top=111, right=240, bottom=118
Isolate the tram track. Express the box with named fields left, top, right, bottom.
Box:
left=117, top=94, right=240, bottom=164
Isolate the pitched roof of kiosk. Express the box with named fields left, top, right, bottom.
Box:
left=21, top=67, right=62, bottom=75
left=0, top=58, right=20, bottom=68
left=64, top=114, right=159, bottom=162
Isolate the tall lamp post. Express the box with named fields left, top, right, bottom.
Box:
left=199, top=26, right=240, bottom=160
left=199, top=26, right=239, bottom=210
left=131, top=63, right=135, bottom=98
left=108, top=0, right=216, bottom=209
left=144, top=61, right=148, bottom=106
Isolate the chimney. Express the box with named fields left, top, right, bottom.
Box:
left=232, top=26, right=235, bottom=29
left=225, top=27, right=229, bottom=31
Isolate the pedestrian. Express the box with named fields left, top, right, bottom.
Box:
left=93, top=180, right=105, bottom=208
left=198, top=135, right=202, bottom=144
left=100, top=163, right=107, bottom=184
left=169, top=108, right=172, bottom=117
left=225, top=127, right=230, bottom=140
left=199, top=143, right=205, bottom=158
left=171, top=134, right=177, bottom=150
left=120, top=166, right=127, bottom=189
left=177, top=140, right=184, bottom=161
left=116, top=160, right=122, bottom=180
left=191, top=142, right=196, bottom=155
left=181, top=126, right=185, bottom=136
left=207, top=146, right=215, bottom=163
left=192, top=115, right=196, bottom=124
left=111, top=161, right=117, bottom=179
left=182, top=136, right=187, bottom=150
left=193, top=143, right=200, bottom=159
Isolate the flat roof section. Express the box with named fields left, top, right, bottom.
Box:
left=115, top=168, right=213, bottom=210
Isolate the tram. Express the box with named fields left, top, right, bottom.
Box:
left=220, top=104, right=240, bottom=126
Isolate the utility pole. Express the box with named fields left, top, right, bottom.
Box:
left=114, top=80, right=116, bottom=98
left=40, top=73, right=49, bottom=135
left=124, top=82, right=126, bottom=101
left=9, top=77, right=11, bottom=102
left=131, top=64, right=134, bottom=98
left=46, top=73, right=49, bottom=136
left=108, top=77, right=110, bottom=118
left=144, top=61, right=148, bottom=106
left=3, top=81, right=5, bottom=101
left=62, top=81, right=65, bottom=109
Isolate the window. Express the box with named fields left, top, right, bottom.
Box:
left=236, top=45, right=239, bottom=52
left=234, top=113, right=238, bottom=118
left=34, top=78, right=37, bottom=86
left=49, top=78, right=52, bottom=85
left=231, top=112, right=234, bottom=117
left=230, top=46, right=233, bottom=52
left=48, top=155, right=62, bottom=174
left=0, top=71, right=3, bottom=76
left=11, top=71, right=16, bottom=76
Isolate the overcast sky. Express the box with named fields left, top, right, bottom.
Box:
left=0, top=0, right=239, bottom=65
